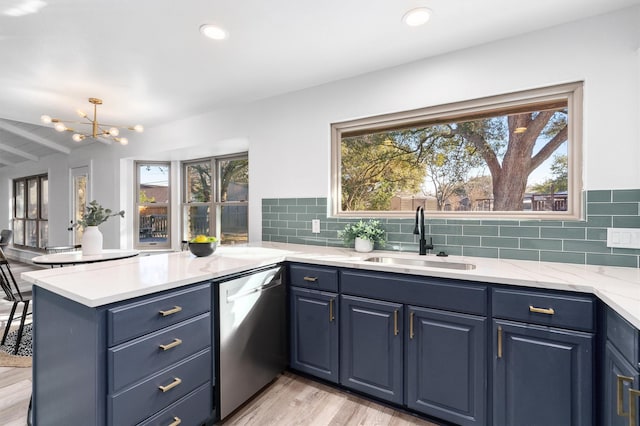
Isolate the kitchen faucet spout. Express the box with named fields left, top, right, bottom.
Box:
left=413, top=207, right=434, bottom=255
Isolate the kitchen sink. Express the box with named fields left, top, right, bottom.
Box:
left=363, top=256, right=476, bottom=270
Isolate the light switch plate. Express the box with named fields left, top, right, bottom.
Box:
left=311, top=219, right=320, bottom=233
left=606, top=228, right=640, bottom=249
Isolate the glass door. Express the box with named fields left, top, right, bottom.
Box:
left=71, top=166, right=89, bottom=246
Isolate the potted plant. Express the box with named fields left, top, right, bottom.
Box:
left=338, top=220, right=386, bottom=252
left=77, top=200, right=125, bottom=255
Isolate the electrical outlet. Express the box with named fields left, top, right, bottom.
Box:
left=311, top=219, right=321, bottom=233
left=606, top=228, right=640, bottom=249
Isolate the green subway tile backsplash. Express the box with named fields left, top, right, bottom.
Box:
left=262, top=191, right=640, bottom=268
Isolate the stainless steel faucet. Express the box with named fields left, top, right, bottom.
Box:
left=413, top=206, right=433, bottom=255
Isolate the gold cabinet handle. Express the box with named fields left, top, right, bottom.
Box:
left=169, top=416, right=182, bottom=426
left=303, top=276, right=318, bottom=282
left=497, top=325, right=503, bottom=358
left=159, top=306, right=182, bottom=317
left=630, top=388, right=640, bottom=426
left=158, top=377, right=182, bottom=393
left=329, top=299, right=335, bottom=322
left=529, top=305, right=555, bottom=315
left=393, top=310, right=399, bottom=336
left=617, top=375, right=634, bottom=417
left=159, top=338, right=183, bottom=351
left=409, top=311, right=415, bottom=339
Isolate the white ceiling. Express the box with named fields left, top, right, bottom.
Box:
left=0, top=0, right=639, bottom=165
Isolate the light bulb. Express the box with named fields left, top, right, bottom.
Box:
left=54, top=122, right=66, bottom=132
left=77, top=109, right=87, bottom=118
left=133, top=124, right=144, bottom=133
left=109, top=127, right=119, bottom=136
left=402, top=7, right=432, bottom=27
left=119, top=137, right=128, bottom=146
left=72, top=133, right=84, bottom=142
left=40, top=115, right=52, bottom=124
left=200, top=24, right=228, bottom=40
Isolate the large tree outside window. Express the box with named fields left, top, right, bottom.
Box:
left=332, top=82, right=583, bottom=219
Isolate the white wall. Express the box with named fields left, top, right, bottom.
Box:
left=1, top=6, right=639, bottom=247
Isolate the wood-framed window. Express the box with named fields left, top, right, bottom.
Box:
left=331, top=81, right=583, bottom=220
left=135, top=162, right=171, bottom=249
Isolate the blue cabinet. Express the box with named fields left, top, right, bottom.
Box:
left=492, top=287, right=595, bottom=426
left=32, top=283, right=213, bottom=425
left=407, top=305, right=486, bottom=426
left=340, top=295, right=403, bottom=404
left=289, top=286, right=339, bottom=383
left=603, top=306, right=640, bottom=426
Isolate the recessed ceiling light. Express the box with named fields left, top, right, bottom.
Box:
left=402, top=7, right=432, bottom=27
left=200, top=24, right=228, bottom=40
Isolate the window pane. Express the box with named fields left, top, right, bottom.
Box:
left=13, top=220, right=24, bottom=245
left=220, top=205, right=247, bottom=245
left=15, top=181, right=25, bottom=219
left=41, top=176, right=49, bottom=219
left=139, top=164, right=169, bottom=203
left=184, top=205, right=210, bottom=240
left=185, top=162, right=212, bottom=203
left=25, top=220, right=37, bottom=247
left=74, top=175, right=87, bottom=244
left=138, top=205, right=169, bottom=244
left=39, top=221, right=49, bottom=248
left=219, top=158, right=248, bottom=202
left=27, top=178, right=38, bottom=219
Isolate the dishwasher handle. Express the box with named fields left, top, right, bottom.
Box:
left=225, top=277, right=283, bottom=303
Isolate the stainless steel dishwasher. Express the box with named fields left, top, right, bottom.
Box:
left=216, top=265, right=287, bottom=420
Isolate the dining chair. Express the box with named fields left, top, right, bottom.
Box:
left=0, top=229, right=12, bottom=248
left=0, top=248, right=32, bottom=355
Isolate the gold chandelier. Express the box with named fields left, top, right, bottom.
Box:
left=41, top=97, right=143, bottom=145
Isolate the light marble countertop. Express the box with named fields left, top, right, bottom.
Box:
left=21, top=242, right=640, bottom=329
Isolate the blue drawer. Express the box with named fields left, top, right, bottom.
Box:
left=492, top=287, right=595, bottom=332
left=290, top=264, right=339, bottom=292
left=137, top=383, right=212, bottom=426
left=109, top=349, right=211, bottom=426
left=108, top=284, right=211, bottom=346
left=109, top=313, right=211, bottom=392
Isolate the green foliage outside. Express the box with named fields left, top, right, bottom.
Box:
left=341, top=106, right=569, bottom=212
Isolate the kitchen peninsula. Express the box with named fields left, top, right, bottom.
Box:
left=22, top=243, right=640, bottom=425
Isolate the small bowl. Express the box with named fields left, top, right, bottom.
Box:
left=188, top=241, right=217, bottom=257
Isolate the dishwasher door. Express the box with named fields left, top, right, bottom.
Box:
left=218, top=266, right=287, bottom=419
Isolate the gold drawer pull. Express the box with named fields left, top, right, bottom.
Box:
left=169, top=416, right=182, bottom=426
left=159, top=306, right=182, bottom=317
left=159, top=338, right=183, bottom=351
left=630, top=389, right=640, bottom=426
left=393, top=310, right=399, bottom=336
left=529, top=305, right=555, bottom=315
left=617, top=374, right=634, bottom=417
left=497, top=326, right=503, bottom=358
left=158, top=377, right=182, bottom=393
left=329, top=299, right=335, bottom=322
left=409, top=311, right=415, bottom=339
left=303, top=276, right=318, bottom=282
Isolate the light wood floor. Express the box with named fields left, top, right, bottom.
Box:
left=221, top=371, right=438, bottom=426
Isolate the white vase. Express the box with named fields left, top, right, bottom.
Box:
left=82, top=226, right=103, bottom=256
left=354, top=237, right=374, bottom=253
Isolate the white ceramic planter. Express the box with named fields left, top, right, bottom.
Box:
left=82, top=226, right=103, bottom=256
left=354, top=237, right=374, bottom=253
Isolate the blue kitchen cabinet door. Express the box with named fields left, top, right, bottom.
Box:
left=289, top=286, right=339, bottom=383
left=339, top=295, right=403, bottom=404
left=603, top=341, right=640, bottom=426
left=406, top=305, right=487, bottom=426
left=492, top=320, right=594, bottom=426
